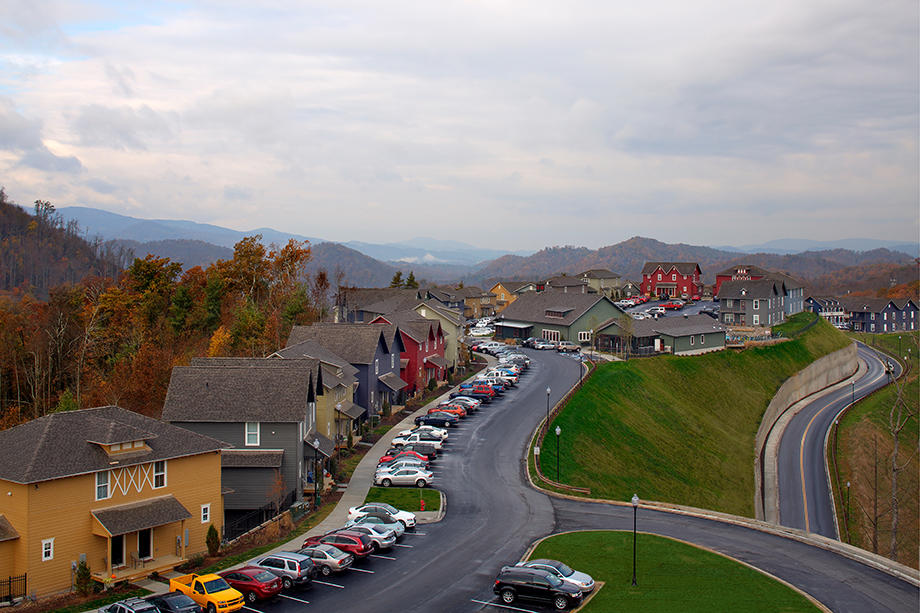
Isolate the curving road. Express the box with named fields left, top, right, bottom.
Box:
left=778, top=342, right=902, bottom=537
left=246, top=348, right=917, bottom=612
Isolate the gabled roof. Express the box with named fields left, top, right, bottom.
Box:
left=545, top=276, right=588, bottom=288
left=715, top=263, right=772, bottom=277
left=490, top=280, right=537, bottom=293
left=163, top=365, right=313, bottom=423
left=358, top=293, right=425, bottom=316
left=598, top=313, right=726, bottom=339
left=838, top=297, right=900, bottom=313
left=341, top=287, right=423, bottom=310
left=0, top=406, right=225, bottom=484
left=414, top=301, right=463, bottom=326
left=270, top=339, right=359, bottom=385
left=0, top=515, right=20, bottom=542
left=718, top=279, right=780, bottom=300
left=372, top=310, right=442, bottom=344
left=641, top=262, right=701, bottom=276
left=286, top=323, right=393, bottom=364
left=498, top=292, right=618, bottom=327
left=92, top=494, right=191, bottom=537
left=578, top=269, right=620, bottom=280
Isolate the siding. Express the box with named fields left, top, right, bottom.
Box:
left=222, top=467, right=279, bottom=510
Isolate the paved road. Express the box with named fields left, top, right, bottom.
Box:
left=241, top=348, right=917, bottom=613
left=778, top=343, right=902, bottom=537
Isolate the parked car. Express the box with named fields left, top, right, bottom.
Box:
left=302, top=531, right=375, bottom=560
left=252, top=552, right=316, bottom=589
left=398, top=425, right=448, bottom=440
left=102, top=598, right=161, bottom=613
left=428, top=404, right=466, bottom=418
left=533, top=340, right=556, bottom=350
left=376, top=457, right=429, bottom=474
left=521, top=337, right=537, bottom=348
left=295, top=544, right=354, bottom=576
left=347, top=503, right=417, bottom=528
left=514, top=559, right=595, bottom=593
left=217, top=567, right=283, bottom=604
left=415, top=412, right=459, bottom=428
left=555, top=341, right=580, bottom=353
left=391, top=432, right=445, bottom=450
left=492, top=566, right=583, bottom=610
left=344, top=515, right=405, bottom=538
left=440, top=396, right=480, bottom=411
left=337, top=523, right=396, bottom=550
left=379, top=449, right=429, bottom=464
left=647, top=306, right=666, bottom=315
left=146, top=592, right=203, bottom=613
left=384, top=442, right=437, bottom=460
left=168, top=574, right=244, bottom=613
left=375, top=466, right=433, bottom=487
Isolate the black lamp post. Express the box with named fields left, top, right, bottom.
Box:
left=631, top=493, right=639, bottom=586
left=898, top=335, right=902, bottom=358
left=545, top=387, right=551, bottom=434
left=312, top=438, right=321, bottom=509
left=844, top=480, right=851, bottom=543
left=554, top=425, right=561, bottom=481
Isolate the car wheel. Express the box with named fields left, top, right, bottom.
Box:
left=416, top=479, right=427, bottom=488
left=381, top=478, right=392, bottom=487
left=245, top=591, right=257, bottom=605
left=207, top=604, right=216, bottom=613
left=321, top=565, right=332, bottom=577
left=553, top=595, right=569, bottom=610
left=282, top=576, right=293, bottom=590
left=500, top=588, right=516, bottom=604
left=371, top=541, right=380, bottom=552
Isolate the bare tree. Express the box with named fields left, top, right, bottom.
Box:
left=887, top=373, right=918, bottom=560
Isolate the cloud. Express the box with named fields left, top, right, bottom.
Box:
left=0, top=98, right=83, bottom=172
left=70, top=103, right=174, bottom=150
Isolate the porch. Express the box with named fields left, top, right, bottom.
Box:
left=91, top=554, right=185, bottom=585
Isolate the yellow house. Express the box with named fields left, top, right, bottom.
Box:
left=0, top=406, right=225, bottom=599
left=489, top=281, right=535, bottom=313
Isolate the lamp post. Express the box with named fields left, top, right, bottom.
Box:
left=851, top=381, right=855, bottom=405
left=554, top=425, right=561, bottom=481
left=845, top=481, right=851, bottom=543
left=313, top=438, right=321, bottom=509
left=631, top=494, right=639, bottom=586
left=898, top=335, right=902, bottom=357
left=545, top=387, right=551, bottom=434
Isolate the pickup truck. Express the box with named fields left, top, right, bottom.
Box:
left=169, top=573, right=244, bottom=613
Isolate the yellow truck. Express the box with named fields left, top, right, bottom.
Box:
left=169, top=573, right=245, bottom=613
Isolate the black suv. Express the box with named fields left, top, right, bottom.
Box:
left=493, top=566, right=583, bottom=610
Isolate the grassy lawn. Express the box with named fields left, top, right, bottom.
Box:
left=835, top=331, right=919, bottom=569
left=538, top=313, right=850, bottom=517
left=528, top=531, right=819, bottom=612
left=364, top=486, right=441, bottom=512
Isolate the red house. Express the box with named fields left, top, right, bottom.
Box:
left=713, top=264, right=772, bottom=297
left=370, top=311, right=447, bottom=395
left=640, top=262, right=702, bottom=299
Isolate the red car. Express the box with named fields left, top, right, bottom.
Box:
left=428, top=405, right=466, bottom=418
left=302, top=530, right=375, bottom=559
left=379, top=449, right=429, bottom=463
left=691, top=295, right=701, bottom=301
left=218, top=566, right=283, bottom=604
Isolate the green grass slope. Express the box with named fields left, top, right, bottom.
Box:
left=540, top=313, right=850, bottom=517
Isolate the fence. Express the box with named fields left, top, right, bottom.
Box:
left=223, top=490, right=296, bottom=541
left=0, top=573, right=26, bottom=604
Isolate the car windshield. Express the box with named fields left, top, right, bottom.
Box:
left=203, top=578, right=231, bottom=593
left=555, top=562, right=574, bottom=576
left=253, top=571, right=276, bottom=583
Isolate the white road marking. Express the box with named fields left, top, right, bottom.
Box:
left=404, top=531, right=426, bottom=535
left=313, top=579, right=345, bottom=588
left=242, top=607, right=262, bottom=613
left=348, top=567, right=375, bottom=574
left=369, top=553, right=397, bottom=560
left=278, top=594, right=310, bottom=604
left=393, top=543, right=413, bottom=548
left=470, top=598, right=538, bottom=612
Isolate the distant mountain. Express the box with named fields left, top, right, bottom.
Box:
left=714, top=238, right=919, bottom=257
left=110, top=239, right=233, bottom=270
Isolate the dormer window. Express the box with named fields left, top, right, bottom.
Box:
left=546, top=310, right=564, bottom=319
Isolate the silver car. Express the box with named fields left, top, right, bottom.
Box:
left=374, top=466, right=433, bottom=487
left=295, top=544, right=353, bottom=577
left=341, top=524, right=396, bottom=550
left=515, top=559, right=595, bottom=593
left=344, top=515, right=405, bottom=538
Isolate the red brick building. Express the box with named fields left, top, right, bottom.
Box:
left=640, top=262, right=702, bottom=299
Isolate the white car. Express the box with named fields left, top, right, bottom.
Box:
left=485, top=370, right=518, bottom=385
left=347, top=503, right=417, bottom=528
left=391, top=432, right=444, bottom=450
left=469, top=327, right=494, bottom=337
left=647, top=306, right=666, bottom=315
left=533, top=340, right=555, bottom=350
left=442, top=397, right=481, bottom=411
left=374, top=467, right=433, bottom=488
left=398, top=425, right=448, bottom=440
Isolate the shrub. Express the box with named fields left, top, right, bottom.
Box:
left=206, top=524, right=220, bottom=556
left=427, top=379, right=436, bottom=392
left=75, top=560, right=93, bottom=596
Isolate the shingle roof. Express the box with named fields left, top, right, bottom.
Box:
left=271, top=340, right=360, bottom=383
left=717, top=279, right=780, bottom=300
left=598, top=314, right=725, bottom=339
left=0, top=515, right=19, bottom=542
left=359, top=293, right=425, bottom=316
left=379, top=372, right=409, bottom=391
left=305, top=431, right=335, bottom=458
left=415, top=301, right=463, bottom=325
left=162, top=365, right=312, bottom=423
left=838, top=297, right=897, bottom=313
left=373, top=310, right=441, bottom=344
left=716, top=264, right=773, bottom=277
left=498, top=292, right=618, bottom=327
left=578, top=269, right=620, bottom=279
left=286, top=323, right=391, bottom=364
left=92, top=494, right=191, bottom=537
left=490, top=280, right=536, bottom=293
left=342, top=288, right=422, bottom=310
left=641, top=262, right=701, bottom=275
left=0, top=406, right=225, bottom=484
left=546, top=276, right=588, bottom=288
left=334, top=400, right=365, bottom=419
left=221, top=449, right=284, bottom=468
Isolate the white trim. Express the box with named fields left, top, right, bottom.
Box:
left=41, top=538, right=54, bottom=561
left=95, top=470, right=110, bottom=500
left=153, top=460, right=167, bottom=489
left=201, top=503, right=211, bottom=524
left=245, top=422, right=260, bottom=446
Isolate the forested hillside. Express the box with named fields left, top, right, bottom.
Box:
left=0, top=189, right=132, bottom=297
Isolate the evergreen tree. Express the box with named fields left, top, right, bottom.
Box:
left=389, top=271, right=404, bottom=288
left=405, top=271, right=418, bottom=288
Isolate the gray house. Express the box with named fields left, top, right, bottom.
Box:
left=596, top=313, right=727, bottom=356
left=840, top=297, right=919, bottom=333
left=718, top=279, right=784, bottom=327
left=494, top=292, right=622, bottom=343
left=162, top=360, right=322, bottom=534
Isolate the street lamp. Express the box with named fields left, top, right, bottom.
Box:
left=845, top=481, right=851, bottom=543
left=554, top=425, right=562, bottom=481
left=898, top=335, right=902, bottom=357
left=545, top=387, right=551, bottom=434
left=631, top=494, right=639, bottom=586
left=851, top=381, right=855, bottom=405
left=312, top=438, right=321, bottom=509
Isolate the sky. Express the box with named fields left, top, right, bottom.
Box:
left=0, top=1, right=917, bottom=251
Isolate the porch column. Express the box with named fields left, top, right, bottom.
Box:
left=180, top=519, right=187, bottom=559
left=105, top=535, right=112, bottom=577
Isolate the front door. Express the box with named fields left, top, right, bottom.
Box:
left=111, top=534, right=124, bottom=567
left=138, top=528, right=152, bottom=559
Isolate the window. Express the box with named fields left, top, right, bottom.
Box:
left=657, top=273, right=662, bottom=281
left=690, top=335, right=694, bottom=346
left=724, top=313, right=735, bottom=323
left=110, top=443, right=121, bottom=451
left=374, top=359, right=379, bottom=375
left=390, top=354, right=394, bottom=369
left=753, top=299, right=759, bottom=310
left=41, top=538, right=54, bottom=561
left=700, top=334, right=705, bottom=345
left=870, top=323, right=876, bottom=332
left=133, top=441, right=144, bottom=449
left=96, top=471, right=110, bottom=500
left=871, top=313, right=875, bottom=320
left=725, top=299, right=733, bottom=308
left=153, top=460, right=166, bottom=488
left=201, top=504, right=210, bottom=523
left=245, top=422, right=260, bottom=446
left=425, top=341, right=428, bottom=352
left=671, top=273, right=676, bottom=281
left=753, top=314, right=760, bottom=325
left=883, top=312, right=887, bottom=321
left=542, top=329, right=561, bottom=342
left=578, top=331, right=592, bottom=342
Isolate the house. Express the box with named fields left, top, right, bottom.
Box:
left=493, top=292, right=622, bottom=343
left=427, top=286, right=497, bottom=319
left=805, top=296, right=848, bottom=328
left=488, top=280, right=534, bottom=313
left=577, top=269, right=622, bottom=298
left=714, top=264, right=805, bottom=315
left=544, top=275, right=595, bottom=294
left=286, top=323, right=407, bottom=417
left=340, top=288, right=425, bottom=323
left=640, top=262, right=703, bottom=299
left=370, top=311, right=447, bottom=394
left=0, top=406, right=224, bottom=598
left=596, top=313, right=727, bottom=356
left=718, top=279, right=784, bottom=327
left=839, top=297, right=918, bottom=333
left=412, top=301, right=464, bottom=370
left=620, top=280, right=641, bottom=298
left=162, top=361, right=323, bottom=536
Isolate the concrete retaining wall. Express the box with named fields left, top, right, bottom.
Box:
left=754, top=342, right=858, bottom=520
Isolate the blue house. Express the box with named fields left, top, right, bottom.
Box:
left=841, top=297, right=919, bottom=333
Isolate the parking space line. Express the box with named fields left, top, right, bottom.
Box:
left=348, top=567, right=375, bottom=574
left=313, top=579, right=345, bottom=589
left=278, top=594, right=310, bottom=604
left=369, top=553, right=397, bottom=560
left=470, top=599, right=538, bottom=612
left=242, top=607, right=262, bottom=613
left=404, top=531, right=426, bottom=535
left=393, top=543, right=413, bottom=548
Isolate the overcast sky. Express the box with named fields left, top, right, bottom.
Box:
left=1, top=1, right=917, bottom=250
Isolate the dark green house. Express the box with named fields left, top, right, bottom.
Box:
left=494, top=292, right=623, bottom=343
